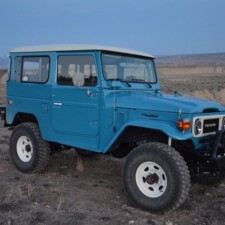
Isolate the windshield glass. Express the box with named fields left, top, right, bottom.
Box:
left=102, top=53, right=157, bottom=83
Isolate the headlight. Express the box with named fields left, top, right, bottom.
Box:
left=194, top=119, right=202, bottom=135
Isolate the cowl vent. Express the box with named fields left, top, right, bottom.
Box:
left=203, top=108, right=219, bottom=113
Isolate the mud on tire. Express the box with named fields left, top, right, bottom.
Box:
left=123, top=142, right=190, bottom=212
left=10, top=122, right=50, bottom=173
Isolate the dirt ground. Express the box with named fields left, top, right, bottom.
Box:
left=1, top=57, right=225, bottom=225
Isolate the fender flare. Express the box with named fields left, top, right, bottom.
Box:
left=103, top=120, right=192, bottom=153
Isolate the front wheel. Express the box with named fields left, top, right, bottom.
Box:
left=123, top=142, right=190, bottom=212
left=10, top=123, right=50, bottom=173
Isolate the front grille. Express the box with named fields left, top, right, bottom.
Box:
left=203, top=119, right=219, bottom=134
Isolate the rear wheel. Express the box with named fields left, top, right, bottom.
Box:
left=10, top=123, right=50, bottom=173
left=123, top=142, right=190, bottom=212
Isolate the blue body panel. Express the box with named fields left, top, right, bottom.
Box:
left=7, top=51, right=225, bottom=153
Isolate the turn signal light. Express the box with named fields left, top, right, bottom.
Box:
left=177, top=120, right=191, bottom=131
left=7, top=100, right=13, bottom=105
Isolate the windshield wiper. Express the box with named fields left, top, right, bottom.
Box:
left=145, top=83, right=152, bottom=88
left=130, top=79, right=152, bottom=88
left=107, top=78, right=131, bottom=87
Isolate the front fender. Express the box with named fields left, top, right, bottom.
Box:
left=103, top=120, right=192, bottom=153
left=127, top=120, right=192, bottom=140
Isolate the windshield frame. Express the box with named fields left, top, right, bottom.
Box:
left=101, top=51, right=157, bottom=85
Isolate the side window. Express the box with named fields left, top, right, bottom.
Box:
left=22, top=57, right=49, bottom=83
left=57, top=55, right=97, bottom=87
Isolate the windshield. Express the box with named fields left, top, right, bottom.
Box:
left=102, top=53, right=157, bottom=83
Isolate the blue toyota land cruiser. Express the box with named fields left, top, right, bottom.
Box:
left=1, top=44, right=225, bottom=212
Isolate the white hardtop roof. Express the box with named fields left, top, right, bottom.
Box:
left=11, top=44, right=154, bottom=58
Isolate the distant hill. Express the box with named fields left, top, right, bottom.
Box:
left=155, top=52, right=225, bottom=77
left=155, top=52, right=225, bottom=67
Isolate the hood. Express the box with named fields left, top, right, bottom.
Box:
left=114, top=91, right=225, bottom=113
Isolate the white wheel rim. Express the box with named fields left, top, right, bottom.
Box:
left=135, top=161, right=167, bottom=198
left=16, top=136, right=33, bottom=162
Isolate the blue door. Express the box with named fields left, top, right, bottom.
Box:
left=51, top=53, right=100, bottom=148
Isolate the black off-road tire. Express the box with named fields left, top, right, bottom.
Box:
left=123, top=142, right=190, bottom=213
left=10, top=122, right=50, bottom=173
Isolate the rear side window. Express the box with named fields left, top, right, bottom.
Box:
left=21, top=57, right=49, bottom=83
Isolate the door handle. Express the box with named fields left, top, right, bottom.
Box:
left=53, top=102, right=62, bottom=106
left=86, top=89, right=92, bottom=96
left=86, top=89, right=99, bottom=98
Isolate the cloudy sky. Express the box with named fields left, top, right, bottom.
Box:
left=1, top=0, right=225, bottom=56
